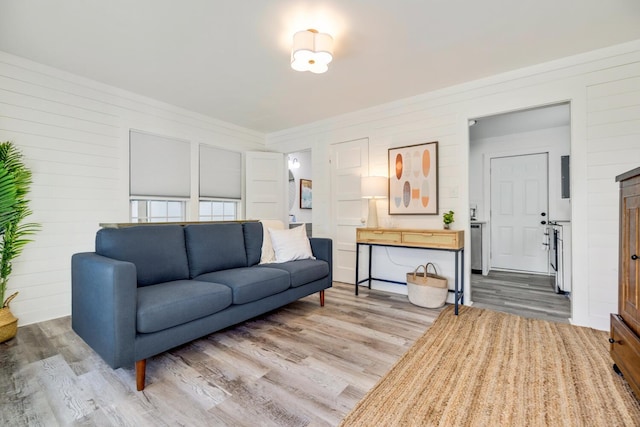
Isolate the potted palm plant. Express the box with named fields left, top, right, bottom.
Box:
left=0, top=142, right=39, bottom=343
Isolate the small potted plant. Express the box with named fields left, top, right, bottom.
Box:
left=442, top=210, right=454, bottom=229
left=0, top=142, right=39, bottom=343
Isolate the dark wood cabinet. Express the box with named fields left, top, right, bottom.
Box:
left=612, top=166, right=640, bottom=398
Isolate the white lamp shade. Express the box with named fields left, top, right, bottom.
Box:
left=291, top=29, right=334, bottom=73
left=361, top=176, right=387, bottom=199
left=313, top=32, right=334, bottom=63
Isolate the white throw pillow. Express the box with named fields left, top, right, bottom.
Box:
left=259, top=220, right=285, bottom=264
left=268, top=225, right=315, bottom=263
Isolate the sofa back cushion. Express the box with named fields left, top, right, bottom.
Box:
left=95, top=225, right=189, bottom=287
left=242, top=222, right=263, bottom=266
left=184, top=223, right=247, bottom=277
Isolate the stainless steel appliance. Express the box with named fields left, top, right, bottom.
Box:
left=549, top=221, right=572, bottom=294
left=549, top=225, right=561, bottom=292
left=471, top=223, right=482, bottom=273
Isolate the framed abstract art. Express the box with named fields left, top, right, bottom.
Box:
left=388, top=141, right=438, bottom=215
left=300, top=179, right=312, bottom=209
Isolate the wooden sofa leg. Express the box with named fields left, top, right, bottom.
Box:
left=136, top=359, right=146, bottom=391
left=320, top=290, right=325, bottom=307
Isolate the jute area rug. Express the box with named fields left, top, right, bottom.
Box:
left=341, top=305, right=640, bottom=427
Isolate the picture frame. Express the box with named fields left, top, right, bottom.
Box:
left=388, top=141, right=438, bottom=215
left=300, top=179, right=312, bottom=209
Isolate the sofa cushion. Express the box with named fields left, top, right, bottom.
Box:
left=195, top=267, right=290, bottom=304
left=268, top=225, right=315, bottom=263
left=258, top=259, right=330, bottom=288
left=259, top=219, right=285, bottom=264
left=242, top=222, right=263, bottom=266
left=96, top=225, right=189, bottom=287
left=137, top=280, right=232, bottom=333
left=184, top=223, right=247, bottom=277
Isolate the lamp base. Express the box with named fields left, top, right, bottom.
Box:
left=367, top=199, right=379, bottom=228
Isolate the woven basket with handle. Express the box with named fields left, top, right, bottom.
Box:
left=406, top=263, right=448, bottom=308
left=0, top=292, right=19, bottom=343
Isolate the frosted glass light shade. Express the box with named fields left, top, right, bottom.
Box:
left=291, top=29, right=334, bottom=74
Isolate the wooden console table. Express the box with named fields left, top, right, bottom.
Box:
left=355, top=228, right=465, bottom=314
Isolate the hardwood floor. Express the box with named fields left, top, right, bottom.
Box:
left=470, top=270, right=571, bottom=323
left=0, top=282, right=443, bottom=427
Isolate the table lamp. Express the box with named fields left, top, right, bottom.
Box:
left=361, top=176, right=388, bottom=228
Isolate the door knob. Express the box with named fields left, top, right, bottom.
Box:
left=540, top=220, right=547, bottom=225
left=541, top=212, right=546, bottom=216
left=632, top=254, right=639, bottom=261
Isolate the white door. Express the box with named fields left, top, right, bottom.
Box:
left=330, top=138, right=369, bottom=284
left=490, top=153, right=549, bottom=273
left=245, top=151, right=286, bottom=223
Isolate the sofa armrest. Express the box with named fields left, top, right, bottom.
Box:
left=310, top=238, right=333, bottom=284
left=71, top=252, right=137, bottom=368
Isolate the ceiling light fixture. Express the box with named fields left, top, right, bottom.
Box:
left=291, top=29, right=333, bottom=74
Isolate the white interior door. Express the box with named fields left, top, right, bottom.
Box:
left=245, top=151, right=286, bottom=222
left=330, top=138, right=369, bottom=284
left=490, top=153, right=549, bottom=273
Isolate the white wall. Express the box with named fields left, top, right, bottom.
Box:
left=0, top=51, right=265, bottom=325
left=266, top=40, right=640, bottom=331
left=469, top=125, right=571, bottom=222
left=2, top=40, right=639, bottom=331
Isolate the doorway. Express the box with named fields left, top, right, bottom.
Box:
left=286, top=150, right=312, bottom=235
left=468, top=103, right=572, bottom=321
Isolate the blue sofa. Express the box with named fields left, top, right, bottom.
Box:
left=71, top=221, right=332, bottom=390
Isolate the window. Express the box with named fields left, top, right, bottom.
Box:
left=199, top=145, right=241, bottom=200
left=198, top=145, right=241, bottom=222
left=129, top=131, right=245, bottom=223
left=131, top=199, right=186, bottom=223
left=129, top=130, right=191, bottom=198
left=129, top=130, right=190, bottom=222
left=199, top=199, right=238, bottom=221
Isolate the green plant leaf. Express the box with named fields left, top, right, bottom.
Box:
left=0, top=142, right=40, bottom=305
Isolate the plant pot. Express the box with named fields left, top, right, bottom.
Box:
left=443, top=223, right=450, bottom=229
left=0, top=292, right=18, bottom=343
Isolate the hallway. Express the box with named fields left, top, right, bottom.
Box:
left=471, top=270, right=571, bottom=323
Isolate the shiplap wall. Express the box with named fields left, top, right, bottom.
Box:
left=266, top=40, right=640, bottom=330
left=1, top=41, right=638, bottom=330
left=0, top=51, right=265, bottom=325
left=585, top=70, right=640, bottom=322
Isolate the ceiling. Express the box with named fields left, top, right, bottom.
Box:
left=470, top=103, right=571, bottom=140
left=1, top=1, right=639, bottom=134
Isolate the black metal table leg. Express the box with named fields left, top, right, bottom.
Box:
left=355, top=243, right=360, bottom=295
left=454, top=250, right=459, bottom=315
left=461, top=248, right=465, bottom=305
left=368, top=245, right=373, bottom=289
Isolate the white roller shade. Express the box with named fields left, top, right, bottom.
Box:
left=199, top=145, right=241, bottom=199
left=129, top=130, right=191, bottom=198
